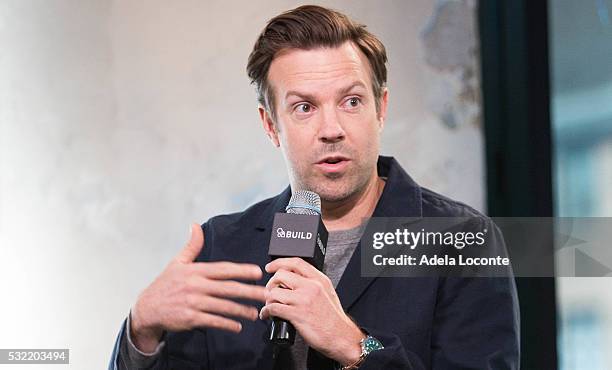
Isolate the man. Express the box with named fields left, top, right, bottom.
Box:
left=109, top=5, right=519, bottom=370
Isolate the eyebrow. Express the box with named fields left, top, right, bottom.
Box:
left=338, top=81, right=368, bottom=96
left=284, top=81, right=368, bottom=102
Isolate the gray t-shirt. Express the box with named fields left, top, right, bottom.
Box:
left=118, top=224, right=365, bottom=370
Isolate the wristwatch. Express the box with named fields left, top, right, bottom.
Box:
left=340, top=335, right=384, bottom=370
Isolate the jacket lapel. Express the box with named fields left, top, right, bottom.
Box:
left=336, top=156, right=423, bottom=310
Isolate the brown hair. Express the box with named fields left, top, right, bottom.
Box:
left=246, top=5, right=388, bottom=121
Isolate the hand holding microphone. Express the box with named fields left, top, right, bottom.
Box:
left=260, top=257, right=365, bottom=366
left=261, top=191, right=365, bottom=367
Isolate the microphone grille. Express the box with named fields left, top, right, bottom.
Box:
left=286, top=190, right=321, bottom=215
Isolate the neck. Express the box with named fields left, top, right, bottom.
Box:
left=321, top=173, right=385, bottom=231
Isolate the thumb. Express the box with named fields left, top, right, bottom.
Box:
left=176, top=223, right=205, bottom=263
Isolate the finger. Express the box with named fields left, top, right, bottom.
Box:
left=265, top=286, right=297, bottom=305
left=259, top=302, right=293, bottom=321
left=265, top=269, right=304, bottom=291
left=194, top=296, right=259, bottom=321
left=190, top=311, right=243, bottom=333
left=192, top=261, right=263, bottom=281
left=203, top=280, right=266, bottom=302
left=176, top=224, right=205, bottom=263
left=265, top=257, right=318, bottom=278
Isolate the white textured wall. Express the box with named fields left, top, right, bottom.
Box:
left=0, top=1, right=484, bottom=368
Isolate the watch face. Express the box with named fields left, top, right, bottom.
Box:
left=363, top=336, right=384, bottom=354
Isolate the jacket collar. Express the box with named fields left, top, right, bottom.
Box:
left=370, top=155, right=422, bottom=218
left=255, top=155, right=423, bottom=308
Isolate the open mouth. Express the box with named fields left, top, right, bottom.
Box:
left=316, top=156, right=350, bottom=172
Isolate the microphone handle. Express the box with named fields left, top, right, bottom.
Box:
left=270, top=317, right=296, bottom=346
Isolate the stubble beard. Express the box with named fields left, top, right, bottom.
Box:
left=290, top=159, right=375, bottom=204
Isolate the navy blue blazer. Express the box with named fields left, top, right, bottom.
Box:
left=110, top=156, right=520, bottom=369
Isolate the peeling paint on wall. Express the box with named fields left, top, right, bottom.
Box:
left=421, top=0, right=481, bottom=129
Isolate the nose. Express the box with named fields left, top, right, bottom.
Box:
left=317, top=107, right=345, bottom=144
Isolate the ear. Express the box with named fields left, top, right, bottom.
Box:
left=377, top=88, right=389, bottom=131
left=259, top=105, right=280, bottom=147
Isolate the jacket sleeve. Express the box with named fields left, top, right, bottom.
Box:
left=426, top=221, right=520, bottom=369
left=431, top=276, right=520, bottom=369
left=108, top=318, right=169, bottom=370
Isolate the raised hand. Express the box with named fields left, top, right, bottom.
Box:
left=130, top=224, right=266, bottom=353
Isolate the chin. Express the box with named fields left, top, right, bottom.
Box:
left=295, top=165, right=373, bottom=202
left=309, top=180, right=362, bottom=203
left=318, top=191, right=353, bottom=203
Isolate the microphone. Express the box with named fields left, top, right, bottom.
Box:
left=267, top=190, right=328, bottom=347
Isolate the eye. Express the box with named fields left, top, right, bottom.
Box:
left=343, top=97, right=361, bottom=109
left=294, top=103, right=312, bottom=114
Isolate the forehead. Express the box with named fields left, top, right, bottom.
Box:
left=267, top=41, right=374, bottom=98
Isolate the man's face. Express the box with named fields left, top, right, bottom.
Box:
left=260, top=41, right=388, bottom=203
